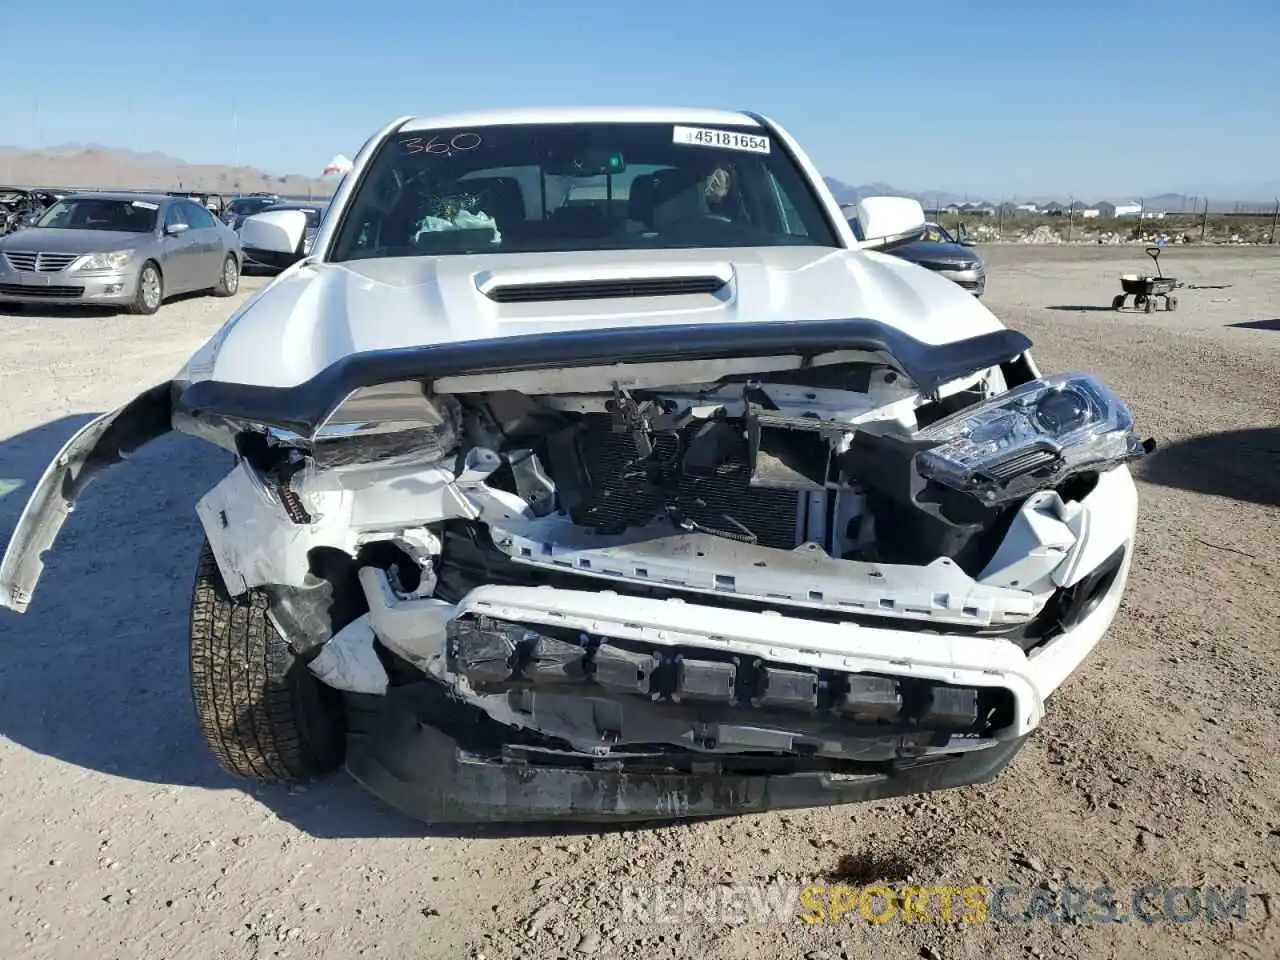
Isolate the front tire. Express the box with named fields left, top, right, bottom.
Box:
left=128, top=261, right=163, bottom=315
left=189, top=542, right=345, bottom=781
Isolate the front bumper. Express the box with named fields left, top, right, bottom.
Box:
left=338, top=498, right=1133, bottom=823
left=343, top=684, right=1030, bottom=823
left=0, top=268, right=139, bottom=304
left=932, top=265, right=986, bottom=296
left=186, top=451, right=1136, bottom=823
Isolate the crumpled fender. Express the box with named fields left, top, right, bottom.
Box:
left=0, top=382, right=174, bottom=614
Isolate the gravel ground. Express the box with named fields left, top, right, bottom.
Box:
left=1, top=245, right=1277, bottom=960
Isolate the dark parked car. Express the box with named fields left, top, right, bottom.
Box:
left=842, top=209, right=986, bottom=296
left=221, top=194, right=283, bottom=230
left=886, top=222, right=986, bottom=296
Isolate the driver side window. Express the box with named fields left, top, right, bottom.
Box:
left=163, top=203, right=188, bottom=232
left=183, top=201, right=216, bottom=229
left=42, top=204, right=72, bottom=228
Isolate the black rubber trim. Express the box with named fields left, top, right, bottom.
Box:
left=64, top=382, right=175, bottom=501
left=175, top=321, right=1032, bottom=438
left=343, top=683, right=1029, bottom=824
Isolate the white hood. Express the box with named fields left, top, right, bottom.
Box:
left=208, top=246, right=1006, bottom=389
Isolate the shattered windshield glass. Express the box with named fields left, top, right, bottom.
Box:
left=328, top=121, right=839, bottom=261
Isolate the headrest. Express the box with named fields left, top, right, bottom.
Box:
left=469, top=177, right=525, bottom=222
left=649, top=169, right=708, bottom=228
left=627, top=173, right=660, bottom=224
left=629, top=168, right=704, bottom=227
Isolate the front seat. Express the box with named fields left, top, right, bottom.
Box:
left=648, top=169, right=711, bottom=229
left=478, top=177, right=526, bottom=232
left=626, top=173, right=660, bottom=228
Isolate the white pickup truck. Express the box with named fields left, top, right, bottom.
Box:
left=0, top=107, right=1149, bottom=824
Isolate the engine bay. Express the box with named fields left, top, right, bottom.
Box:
left=208, top=353, right=1148, bottom=656
left=436, top=361, right=1010, bottom=572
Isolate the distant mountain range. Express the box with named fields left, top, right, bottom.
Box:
left=0, top=144, right=1271, bottom=212
left=0, top=145, right=336, bottom=198
left=823, top=178, right=1278, bottom=214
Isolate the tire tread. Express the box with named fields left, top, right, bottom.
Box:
left=189, top=543, right=342, bottom=781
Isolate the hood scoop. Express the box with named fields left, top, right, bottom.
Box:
left=476, top=263, right=733, bottom=304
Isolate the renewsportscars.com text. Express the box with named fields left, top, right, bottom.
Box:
left=619, top=883, right=1254, bottom=926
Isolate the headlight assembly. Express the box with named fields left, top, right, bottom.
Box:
left=73, top=249, right=134, bottom=271
left=309, top=382, right=462, bottom=469
left=915, top=373, right=1148, bottom=504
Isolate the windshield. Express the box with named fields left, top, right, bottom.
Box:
left=329, top=121, right=838, bottom=261
left=35, top=198, right=158, bottom=233
left=923, top=223, right=956, bottom=243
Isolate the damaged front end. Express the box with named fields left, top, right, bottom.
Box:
left=0, top=319, right=1149, bottom=821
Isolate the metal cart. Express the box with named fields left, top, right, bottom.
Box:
left=1112, top=246, right=1179, bottom=312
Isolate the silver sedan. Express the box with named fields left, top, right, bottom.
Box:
left=0, top=192, right=242, bottom=314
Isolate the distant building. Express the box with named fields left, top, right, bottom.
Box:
left=1081, top=207, right=1101, bottom=219
left=1042, top=201, right=1067, bottom=216
left=1014, top=202, right=1040, bottom=213
left=1093, top=200, right=1142, bottom=218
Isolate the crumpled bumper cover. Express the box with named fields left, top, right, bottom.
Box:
left=343, top=685, right=1029, bottom=824
left=0, top=382, right=174, bottom=613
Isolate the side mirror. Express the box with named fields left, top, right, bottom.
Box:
left=165, top=221, right=190, bottom=236
left=853, top=196, right=926, bottom=250
left=238, top=209, right=310, bottom=263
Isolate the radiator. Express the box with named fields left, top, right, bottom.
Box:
left=568, top=414, right=804, bottom=550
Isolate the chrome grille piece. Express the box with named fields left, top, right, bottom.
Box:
left=3, top=251, right=79, bottom=272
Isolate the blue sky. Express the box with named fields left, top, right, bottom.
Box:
left=3, top=0, right=1277, bottom=198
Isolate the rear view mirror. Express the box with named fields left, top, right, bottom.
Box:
left=544, top=148, right=627, bottom=178
left=853, top=196, right=926, bottom=250
left=165, top=221, right=190, bottom=236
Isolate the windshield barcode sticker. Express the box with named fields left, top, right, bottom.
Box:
left=672, top=126, right=770, bottom=155
left=131, top=200, right=159, bottom=210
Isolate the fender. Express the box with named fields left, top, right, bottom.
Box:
left=0, top=382, right=174, bottom=613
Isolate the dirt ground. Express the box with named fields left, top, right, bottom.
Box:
left=1, top=245, right=1277, bottom=960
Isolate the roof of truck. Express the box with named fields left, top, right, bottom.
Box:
left=398, top=106, right=763, bottom=132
